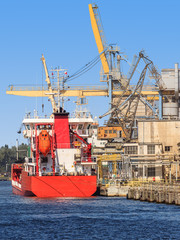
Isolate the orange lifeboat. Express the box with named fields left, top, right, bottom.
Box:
left=38, top=130, right=51, bottom=156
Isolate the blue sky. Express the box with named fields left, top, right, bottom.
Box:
left=1, top=0, right=180, bottom=147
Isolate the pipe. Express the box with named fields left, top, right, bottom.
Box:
left=159, top=91, right=163, bottom=119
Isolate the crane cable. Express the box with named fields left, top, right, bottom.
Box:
left=64, top=49, right=107, bottom=83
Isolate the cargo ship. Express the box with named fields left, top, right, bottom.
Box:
left=11, top=109, right=97, bottom=197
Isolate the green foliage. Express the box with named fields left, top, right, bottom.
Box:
left=0, top=144, right=28, bottom=173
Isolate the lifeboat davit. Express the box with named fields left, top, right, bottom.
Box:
left=38, top=130, right=51, bottom=156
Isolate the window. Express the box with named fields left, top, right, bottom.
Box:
left=105, top=130, right=108, bottom=133
left=148, top=167, right=155, bottom=177
left=165, top=146, right=171, bottom=152
left=125, top=146, right=138, bottom=154
left=118, top=131, right=122, bottom=138
left=113, top=130, right=116, bottom=133
left=109, top=130, right=112, bottom=134
left=26, top=125, right=30, bottom=130
left=78, top=124, right=83, bottom=130
left=147, top=145, right=155, bottom=154
left=139, top=146, right=144, bottom=154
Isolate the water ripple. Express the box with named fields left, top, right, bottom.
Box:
left=0, top=181, right=180, bottom=240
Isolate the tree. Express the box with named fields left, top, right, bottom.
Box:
left=0, top=144, right=28, bottom=173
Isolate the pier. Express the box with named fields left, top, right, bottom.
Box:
left=100, top=182, right=129, bottom=197
left=127, top=182, right=180, bottom=205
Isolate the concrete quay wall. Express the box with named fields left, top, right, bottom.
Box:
left=127, top=183, right=180, bottom=205
left=100, top=185, right=129, bottom=197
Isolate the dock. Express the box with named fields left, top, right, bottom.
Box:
left=0, top=176, right=10, bottom=181
left=127, top=182, right=180, bottom=205
left=99, top=179, right=129, bottom=197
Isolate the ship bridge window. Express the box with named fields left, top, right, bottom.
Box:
left=78, top=124, right=83, bottom=130
left=71, top=125, right=76, bottom=130
left=26, top=125, right=30, bottom=130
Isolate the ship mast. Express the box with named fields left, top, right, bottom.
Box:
left=50, top=67, right=68, bottom=111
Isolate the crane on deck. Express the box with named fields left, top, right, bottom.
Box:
left=41, top=54, right=58, bottom=113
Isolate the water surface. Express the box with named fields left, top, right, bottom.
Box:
left=0, top=181, right=180, bottom=239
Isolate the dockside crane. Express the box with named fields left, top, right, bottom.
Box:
left=88, top=3, right=160, bottom=140
left=88, top=3, right=109, bottom=77
left=89, top=3, right=123, bottom=108
left=7, top=4, right=169, bottom=105
left=101, top=51, right=167, bottom=141
left=88, top=2, right=170, bottom=141
left=6, top=4, right=168, bottom=124
left=109, top=60, right=151, bottom=141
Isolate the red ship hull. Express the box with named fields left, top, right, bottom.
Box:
left=12, top=171, right=97, bottom=198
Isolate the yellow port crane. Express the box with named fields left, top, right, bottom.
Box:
left=6, top=53, right=109, bottom=99
left=88, top=3, right=172, bottom=104
left=6, top=84, right=160, bottom=98
left=6, top=5, right=165, bottom=105
left=6, top=5, right=161, bottom=105
left=89, top=3, right=122, bottom=107
left=88, top=3, right=173, bottom=143
left=88, top=3, right=109, bottom=76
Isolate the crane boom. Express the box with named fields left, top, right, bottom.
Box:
left=109, top=63, right=150, bottom=141
left=41, top=54, right=57, bottom=112
left=88, top=4, right=109, bottom=75
left=99, top=52, right=143, bottom=119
